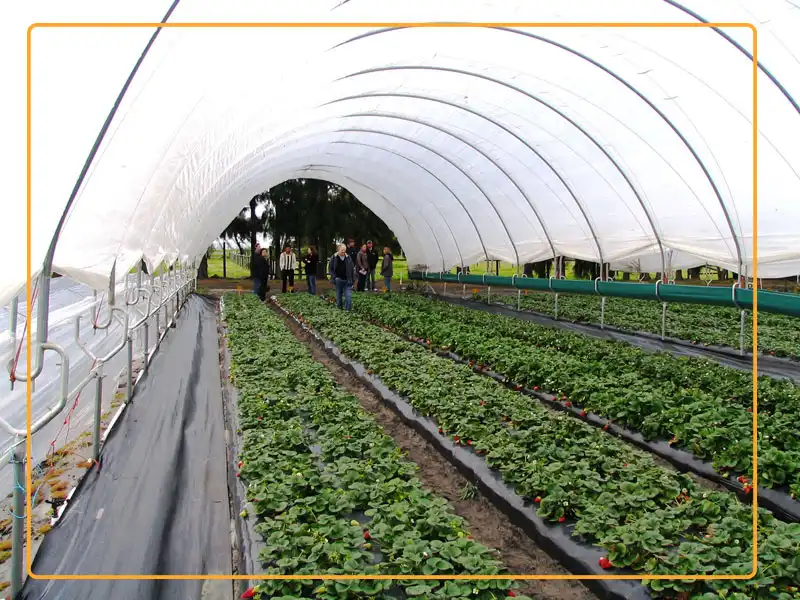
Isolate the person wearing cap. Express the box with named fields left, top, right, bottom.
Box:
left=366, top=240, right=379, bottom=291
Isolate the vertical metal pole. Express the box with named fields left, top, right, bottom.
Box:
left=93, top=373, right=103, bottom=461
left=740, top=310, right=746, bottom=356
left=600, top=296, right=606, bottom=329
left=443, top=282, right=447, bottom=297
left=487, top=286, right=491, bottom=304
left=223, top=240, right=227, bottom=279
left=661, top=302, right=667, bottom=341
left=517, top=289, right=521, bottom=311
left=10, top=442, right=25, bottom=598
left=143, top=321, right=150, bottom=374
left=554, top=293, right=559, bottom=320
left=9, top=295, right=18, bottom=339
left=126, top=335, right=133, bottom=402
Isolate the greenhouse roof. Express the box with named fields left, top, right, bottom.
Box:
left=3, top=0, right=800, bottom=307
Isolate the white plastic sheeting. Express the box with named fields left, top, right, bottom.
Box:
left=4, top=0, right=800, bottom=308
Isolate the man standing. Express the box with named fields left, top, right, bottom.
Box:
left=251, top=243, right=264, bottom=298
left=346, top=239, right=359, bottom=265
left=329, top=243, right=355, bottom=310
left=366, top=240, right=379, bottom=291
left=279, top=244, right=297, bottom=293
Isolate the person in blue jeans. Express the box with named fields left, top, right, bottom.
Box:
left=303, top=246, right=319, bottom=295
left=329, top=243, right=355, bottom=310
left=380, top=246, right=394, bottom=293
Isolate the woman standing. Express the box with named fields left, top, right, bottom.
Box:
left=303, top=246, right=319, bottom=295
left=380, top=247, right=394, bottom=293
left=356, top=243, right=369, bottom=292
left=279, top=244, right=297, bottom=293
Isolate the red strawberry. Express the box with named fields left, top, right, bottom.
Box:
left=564, top=402, right=572, bottom=407
left=515, top=385, right=522, bottom=391
left=534, top=496, right=542, bottom=503
left=623, top=464, right=628, bottom=468
left=558, top=516, right=566, bottom=523
left=438, top=427, right=443, bottom=434
left=598, top=557, right=613, bottom=570
left=363, top=530, right=371, bottom=540
left=579, top=411, right=587, bottom=417
left=603, top=424, right=610, bottom=431
left=453, top=435, right=460, bottom=442
left=533, top=386, right=540, bottom=391
left=743, top=485, right=753, bottom=494
left=238, top=461, right=243, bottom=469
left=467, top=440, right=472, bottom=445
left=236, top=472, right=241, bottom=478
left=242, top=587, right=256, bottom=598
left=480, top=401, right=486, bottom=406
left=508, top=592, right=516, bottom=597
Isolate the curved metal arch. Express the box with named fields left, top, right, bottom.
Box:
left=309, top=165, right=449, bottom=271
left=662, top=0, right=800, bottom=118
left=332, top=25, right=744, bottom=275
left=340, top=66, right=679, bottom=272
left=330, top=140, right=467, bottom=267
left=189, top=153, right=450, bottom=270
left=338, top=127, right=521, bottom=265
left=174, top=123, right=480, bottom=266
left=342, top=109, right=558, bottom=260
left=324, top=91, right=605, bottom=265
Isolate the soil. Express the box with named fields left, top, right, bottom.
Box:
left=274, top=304, right=596, bottom=600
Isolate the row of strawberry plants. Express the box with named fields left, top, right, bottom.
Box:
left=277, top=293, right=800, bottom=600
left=466, top=289, right=800, bottom=361
left=223, top=293, right=531, bottom=599
left=349, top=292, right=800, bottom=499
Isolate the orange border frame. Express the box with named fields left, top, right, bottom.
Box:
left=26, top=20, right=759, bottom=585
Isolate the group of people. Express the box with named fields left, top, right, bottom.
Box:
left=250, top=239, right=394, bottom=310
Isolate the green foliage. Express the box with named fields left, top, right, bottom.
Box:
left=277, top=292, right=800, bottom=600
left=223, top=293, right=529, bottom=600
left=475, top=289, right=800, bottom=361
left=348, top=292, right=800, bottom=498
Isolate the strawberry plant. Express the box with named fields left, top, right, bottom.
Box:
left=344, top=292, right=800, bottom=499
left=277, top=292, right=800, bottom=600
left=224, top=293, right=531, bottom=599
left=468, top=288, right=800, bottom=361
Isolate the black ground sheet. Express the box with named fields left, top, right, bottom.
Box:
left=20, top=295, right=233, bottom=600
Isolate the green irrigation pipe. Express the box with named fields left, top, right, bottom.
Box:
left=409, top=271, right=800, bottom=318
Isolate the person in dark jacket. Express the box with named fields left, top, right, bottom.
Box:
left=251, top=247, right=270, bottom=301
left=329, top=243, right=355, bottom=310
left=346, top=239, right=359, bottom=265
left=355, top=243, right=369, bottom=292
left=303, top=246, right=319, bottom=295
left=366, top=240, right=379, bottom=291
left=380, top=247, right=394, bottom=293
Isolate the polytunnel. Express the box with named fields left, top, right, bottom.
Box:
left=2, top=0, right=800, bottom=598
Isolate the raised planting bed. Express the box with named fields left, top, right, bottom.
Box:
left=345, top=292, right=800, bottom=505
left=222, top=293, right=534, bottom=600
left=277, top=292, right=800, bottom=600
left=466, top=289, right=800, bottom=362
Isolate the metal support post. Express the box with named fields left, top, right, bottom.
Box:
left=600, top=296, right=606, bottom=330
left=661, top=302, right=667, bottom=341
left=517, top=289, right=521, bottom=311
left=93, top=370, right=103, bottom=462
left=554, top=293, right=559, bottom=320
left=10, top=442, right=25, bottom=598
left=487, top=286, right=491, bottom=304
left=740, top=310, right=746, bottom=356
left=443, top=282, right=447, bottom=297
left=126, top=335, right=133, bottom=402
